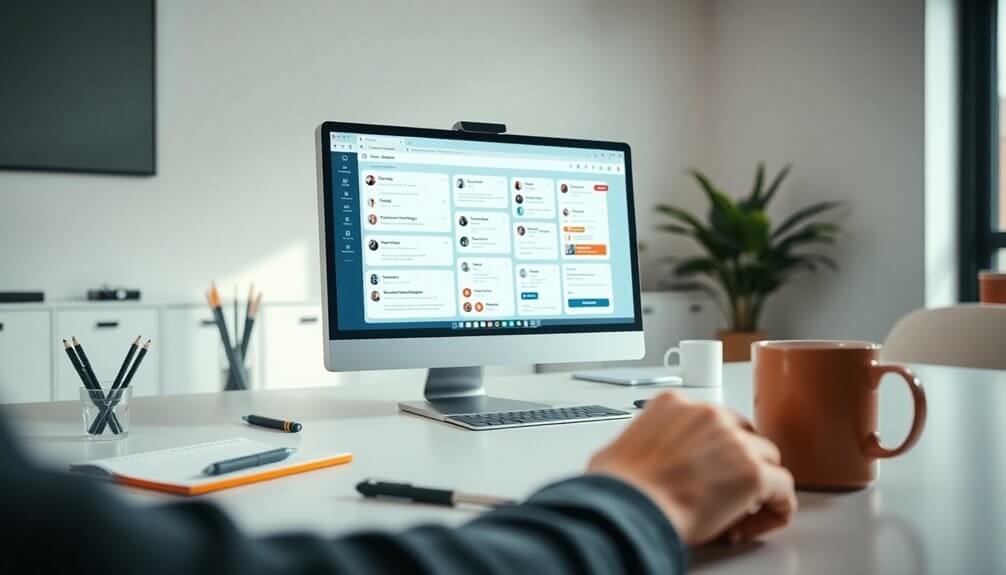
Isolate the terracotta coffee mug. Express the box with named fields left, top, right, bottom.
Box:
left=979, top=271, right=1006, bottom=304
left=753, top=340, right=927, bottom=490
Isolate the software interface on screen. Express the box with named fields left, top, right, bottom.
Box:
left=327, top=129, right=636, bottom=334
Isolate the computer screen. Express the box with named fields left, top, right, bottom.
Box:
left=319, top=123, right=640, bottom=340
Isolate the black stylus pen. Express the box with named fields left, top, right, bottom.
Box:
left=203, top=447, right=296, bottom=476
left=356, top=479, right=516, bottom=508
left=633, top=399, right=648, bottom=409
left=242, top=414, right=302, bottom=433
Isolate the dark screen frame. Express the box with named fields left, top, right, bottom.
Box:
left=319, top=121, right=643, bottom=340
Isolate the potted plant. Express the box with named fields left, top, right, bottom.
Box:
left=655, top=164, right=842, bottom=361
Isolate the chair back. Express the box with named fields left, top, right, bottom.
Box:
left=882, top=304, right=1006, bottom=370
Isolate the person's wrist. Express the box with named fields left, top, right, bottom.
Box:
left=588, top=468, right=692, bottom=542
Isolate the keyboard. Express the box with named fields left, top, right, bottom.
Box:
left=444, top=405, right=631, bottom=430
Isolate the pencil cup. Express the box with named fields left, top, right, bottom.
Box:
left=80, top=385, right=131, bottom=440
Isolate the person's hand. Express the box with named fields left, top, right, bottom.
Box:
left=587, top=391, right=797, bottom=545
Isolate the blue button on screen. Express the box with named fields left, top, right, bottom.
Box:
left=520, top=292, right=539, bottom=300
left=568, top=298, right=610, bottom=308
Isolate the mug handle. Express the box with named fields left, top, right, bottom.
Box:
left=662, top=347, right=681, bottom=369
left=864, top=363, right=928, bottom=459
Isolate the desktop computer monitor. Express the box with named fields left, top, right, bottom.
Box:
left=316, top=122, right=643, bottom=424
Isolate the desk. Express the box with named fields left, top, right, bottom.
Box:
left=4, top=363, right=1005, bottom=574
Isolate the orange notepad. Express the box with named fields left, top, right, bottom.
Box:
left=70, top=438, right=352, bottom=495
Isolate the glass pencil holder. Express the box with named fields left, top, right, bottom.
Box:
left=80, top=385, right=131, bottom=440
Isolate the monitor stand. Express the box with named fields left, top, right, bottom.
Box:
left=398, top=367, right=549, bottom=421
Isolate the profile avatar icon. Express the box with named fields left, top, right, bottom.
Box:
left=463, top=302, right=473, bottom=312
left=368, top=198, right=376, bottom=208
left=516, top=225, right=526, bottom=237
left=370, top=290, right=381, bottom=302
left=460, top=261, right=470, bottom=272
left=519, top=268, right=527, bottom=279
left=514, top=180, right=523, bottom=191
left=475, top=302, right=485, bottom=312
left=459, top=236, right=470, bottom=247
left=458, top=215, right=468, bottom=227
left=365, top=174, right=376, bottom=186
left=368, top=239, right=379, bottom=251
left=456, top=178, right=465, bottom=189
left=514, top=194, right=524, bottom=204
left=367, top=214, right=377, bottom=225
left=516, top=206, right=525, bottom=216
left=369, top=274, right=379, bottom=285
left=560, top=183, right=569, bottom=193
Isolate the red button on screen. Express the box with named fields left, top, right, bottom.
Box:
left=593, top=184, right=609, bottom=192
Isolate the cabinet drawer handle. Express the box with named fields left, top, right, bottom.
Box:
left=199, top=319, right=217, bottom=327
left=299, top=316, right=318, bottom=324
left=95, top=321, right=120, bottom=329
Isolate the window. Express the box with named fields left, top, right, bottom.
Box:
left=959, top=0, right=1006, bottom=299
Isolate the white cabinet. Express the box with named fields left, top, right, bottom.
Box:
left=160, top=305, right=223, bottom=395
left=53, top=307, right=160, bottom=400
left=259, top=304, right=347, bottom=389
left=160, top=304, right=262, bottom=394
left=0, top=309, right=52, bottom=403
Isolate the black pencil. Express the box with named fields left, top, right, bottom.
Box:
left=92, top=339, right=151, bottom=434
left=89, top=336, right=141, bottom=435
left=240, top=290, right=262, bottom=360
left=207, top=284, right=248, bottom=391
left=64, top=339, right=122, bottom=434
left=71, top=336, right=102, bottom=391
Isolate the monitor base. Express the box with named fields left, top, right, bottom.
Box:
left=399, top=396, right=551, bottom=420
left=398, top=366, right=550, bottom=420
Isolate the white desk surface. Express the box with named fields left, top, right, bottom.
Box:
left=4, top=363, right=1005, bottom=574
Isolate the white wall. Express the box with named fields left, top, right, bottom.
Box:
left=703, top=0, right=926, bottom=341
left=0, top=0, right=933, bottom=343
left=0, top=0, right=708, bottom=301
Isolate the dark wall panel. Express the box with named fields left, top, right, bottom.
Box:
left=0, top=0, right=155, bottom=175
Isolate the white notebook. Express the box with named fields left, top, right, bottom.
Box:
left=70, top=437, right=352, bottom=495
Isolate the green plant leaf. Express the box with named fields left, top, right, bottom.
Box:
left=738, top=210, right=771, bottom=252
left=771, top=201, right=842, bottom=239
left=688, top=169, right=742, bottom=236
left=654, top=204, right=704, bottom=230
left=656, top=223, right=693, bottom=235
left=655, top=203, right=741, bottom=259
left=746, top=162, right=766, bottom=208
left=774, top=222, right=840, bottom=251
left=758, top=164, right=791, bottom=208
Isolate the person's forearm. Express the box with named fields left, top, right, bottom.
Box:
left=5, top=462, right=684, bottom=575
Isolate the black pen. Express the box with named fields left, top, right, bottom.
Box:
left=203, top=447, right=296, bottom=476
left=356, top=479, right=515, bottom=508
left=633, top=399, right=648, bottom=409
left=242, top=414, right=302, bottom=433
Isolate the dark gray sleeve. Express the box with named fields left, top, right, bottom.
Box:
left=0, top=418, right=685, bottom=574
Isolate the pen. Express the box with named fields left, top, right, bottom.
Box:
left=633, top=399, right=648, bottom=409
left=242, top=414, right=302, bottom=433
left=356, top=479, right=516, bottom=508
left=203, top=447, right=296, bottom=476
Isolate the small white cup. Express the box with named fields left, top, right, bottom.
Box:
left=663, top=339, right=723, bottom=388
